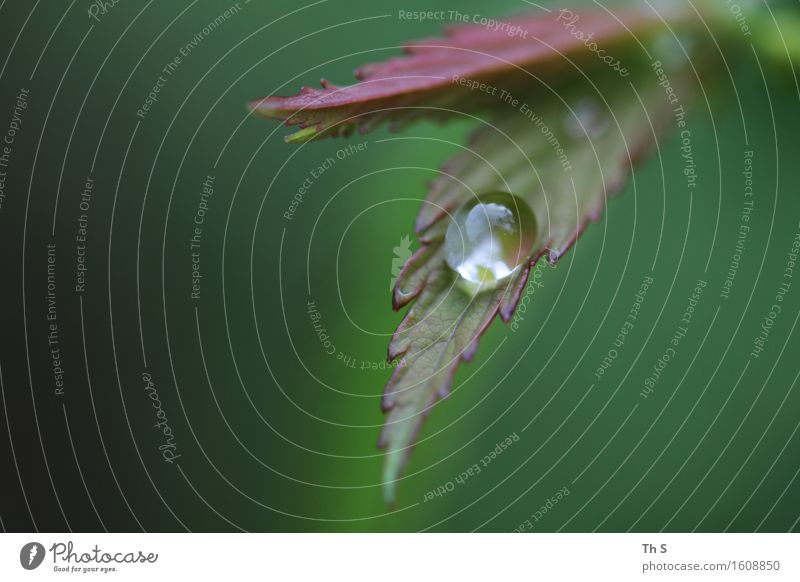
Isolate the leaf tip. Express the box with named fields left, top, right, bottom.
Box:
left=381, top=461, right=399, bottom=506
left=378, top=430, right=405, bottom=506
left=247, top=96, right=283, bottom=120
left=499, top=264, right=533, bottom=322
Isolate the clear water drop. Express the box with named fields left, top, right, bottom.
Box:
left=444, top=191, right=537, bottom=290
left=564, top=98, right=609, bottom=139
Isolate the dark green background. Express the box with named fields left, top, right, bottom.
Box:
left=0, top=0, right=798, bottom=532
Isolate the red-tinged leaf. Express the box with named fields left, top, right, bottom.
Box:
left=250, top=5, right=693, bottom=142
left=379, top=63, right=697, bottom=502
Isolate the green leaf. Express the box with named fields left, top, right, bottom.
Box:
left=380, top=64, right=697, bottom=503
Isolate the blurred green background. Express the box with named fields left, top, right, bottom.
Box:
left=0, top=0, right=798, bottom=532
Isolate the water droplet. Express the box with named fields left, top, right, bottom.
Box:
left=564, top=98, right=609, bottom=139
left=444, top=192, right=537, bottom=290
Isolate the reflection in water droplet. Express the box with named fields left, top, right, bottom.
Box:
left=444, top=192, right=537, bottom=291
left=564, top=98, right=609, bottom=139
